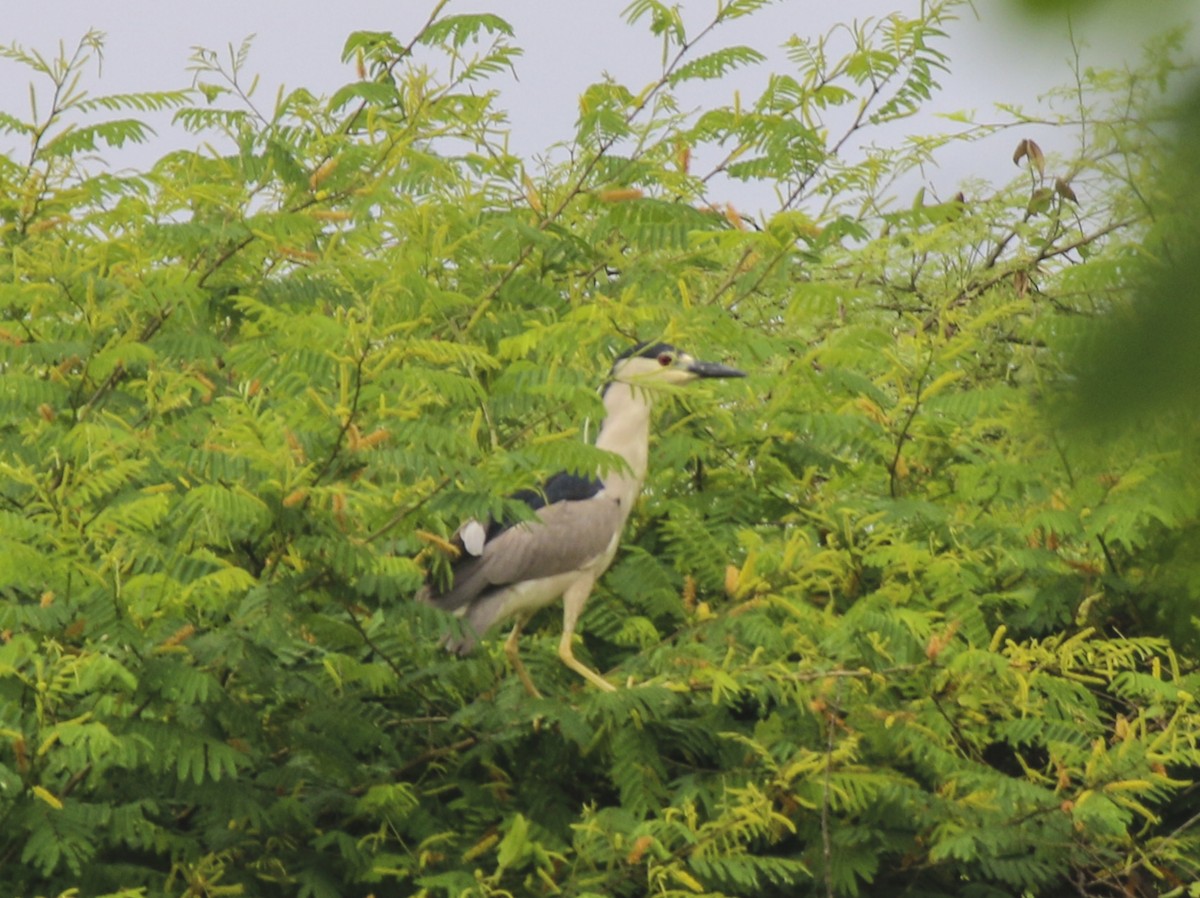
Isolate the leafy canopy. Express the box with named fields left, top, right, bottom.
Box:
left=1, top=3, right=1198, bottom=897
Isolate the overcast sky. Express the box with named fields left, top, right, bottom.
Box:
left=2, top=1, right=1195, bottom=213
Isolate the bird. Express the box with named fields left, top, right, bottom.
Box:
left=416, top=341, right=745, bottom=697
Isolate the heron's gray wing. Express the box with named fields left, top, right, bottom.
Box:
left=425, top=496, right=622, bottom=613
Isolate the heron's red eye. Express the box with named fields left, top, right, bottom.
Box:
left=657, top=353, right=673, bottom=367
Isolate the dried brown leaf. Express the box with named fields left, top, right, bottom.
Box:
left=1027, top=140, right=1046, bottom=177
left=1012, top=138, right=1029, bottom=166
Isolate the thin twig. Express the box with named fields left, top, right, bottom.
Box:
left=76, top=304, right=174, bottom=418
left=950, top=216, right=1139, bottom=310
left=395, top=736, right=478, bottom=777
left=888, top=347, right=934, bottom=498
left=463, top=9, right=730, bottom=334
left=344, top=608, right=407, bottom=682
left=820, top=680, right=844, bottom=898
left=311, top=349, right=368, bottom=486
left=336, top=0, right=452, bottom=138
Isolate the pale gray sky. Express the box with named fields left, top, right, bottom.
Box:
left=2, top=1, right=1194, bottom=213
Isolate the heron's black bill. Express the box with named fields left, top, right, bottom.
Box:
left=688, top=360, right=746, bottom=379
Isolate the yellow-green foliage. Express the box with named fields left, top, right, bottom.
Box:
left=1, top=3, right=1198, bottom=896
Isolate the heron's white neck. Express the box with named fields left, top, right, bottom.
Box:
left=595, top=381, right=652, bottom=511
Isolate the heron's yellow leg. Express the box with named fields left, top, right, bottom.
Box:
left=558, top=576, right=616, bottom=692
left=504, top=618, right=541, bottom=698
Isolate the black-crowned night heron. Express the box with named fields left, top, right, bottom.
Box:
left=417, top=342, right=745, bottom=696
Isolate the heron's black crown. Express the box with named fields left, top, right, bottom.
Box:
left=612, top=341, right=676, bottom=371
